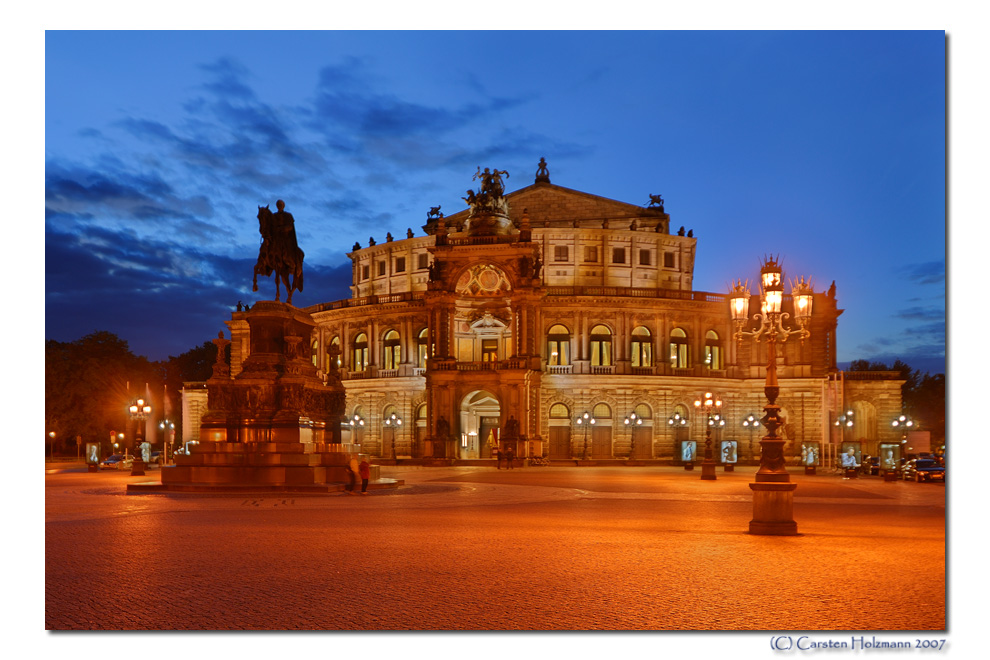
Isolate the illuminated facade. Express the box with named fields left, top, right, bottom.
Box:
left=223, top=161, right=905, bottom=465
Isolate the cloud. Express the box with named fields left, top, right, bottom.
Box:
left=898, top=260, right=944, bottom=285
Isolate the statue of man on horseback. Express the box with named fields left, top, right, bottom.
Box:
left=253, top=199, right=304, bottom=305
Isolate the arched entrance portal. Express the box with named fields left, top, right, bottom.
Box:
left=460, top=390, right=501, bottom=459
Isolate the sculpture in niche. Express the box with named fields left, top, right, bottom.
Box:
left=253, top=200, right=305, bottom=305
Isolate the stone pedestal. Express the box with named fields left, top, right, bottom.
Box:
left=154, top=302, right=373, bottom=493
left=131, top=460, right=146, bottom=476
left=804, top=466, right=816, bottom=475
left=724, top=464, right=735, bottom=472
left=749, top=482, right=799, bottom=535
left=684, top=462, right=695, bottom=470
left=700, top=461, right=717, bottom=480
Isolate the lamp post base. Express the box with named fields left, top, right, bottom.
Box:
left=700, top=460, right=717, bottom=480
left=748, top=482, right=798, bottom=535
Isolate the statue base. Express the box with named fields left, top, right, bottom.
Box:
left=700, top=461, right=717, bottom=480
left=748, top=482, right=799, bottom=535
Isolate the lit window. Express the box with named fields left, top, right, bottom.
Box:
left=353, top=333, right=369, bottom=371
left=590, top=324, right=612, bottom=367
left=481, top=339, right=498, bottom=362
left=417, top=328, right=430, bottom=368
left=549, top=403, right=570, bottom=419
left=547, top=324, right=570, bottom=366
left=383, top=330, right=400, bottom=370
left=631, top=326, right=652, bottom=367
left=669, top=328, right=688, bottom=369
left=704, top=330, right=722, bottom=370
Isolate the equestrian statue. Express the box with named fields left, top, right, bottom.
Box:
left=253, top=199, right=304, bottom=305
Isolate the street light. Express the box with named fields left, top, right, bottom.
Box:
left=742, top=413, right=760, bottom=462
left=575, top=411, right=596, bottom=461
left=383, top=412, right=402, bottom=459
left=48, top=431, right=56, bottom=459
left=668, top=412, right=691, bottom=469
left=835, top=410, right=854, bottom=458
left=128, top=398, right=152, bottom=474
left=624, top=412, right=642, bottom=460
left=891, top=413, right=916, bottom=455
left=730, top=256, right=812, bottom=535
left=694, top=392, right=723, bottom=481
left=159, top=420, right=175, bottom=465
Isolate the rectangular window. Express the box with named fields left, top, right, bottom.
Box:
left=663, top=252, right=675, bottom=268
left=362, top=265, right=370, bottom=280
left=612, top=247, right=626, bottom=264
left=554, top=245, right=569, bottom=262
left=377, top=261, right=386, bottom=277
left=418, top=253, right=429, bottom=270
left=481, top=339, right=499, bottom=362
left=395, top=257, right=406, bottom=273
left=584, top=246, right=598, bottom=262
left=639, top=249, right=651, bottom=266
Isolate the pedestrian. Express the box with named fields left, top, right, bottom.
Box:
left=506, top=446, right=515, bottom=469
left=358, top=458, right=371, bottom=494
left=495, top=448, right=502, bottom=469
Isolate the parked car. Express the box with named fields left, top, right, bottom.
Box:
left=148, top=451, right=162, bottom=465
left=911, top=458, right=945, bottom=482
left=99, top=454, right=134, bottom=471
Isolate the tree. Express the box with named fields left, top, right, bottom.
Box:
left=46, top=332, right=158, bottom=456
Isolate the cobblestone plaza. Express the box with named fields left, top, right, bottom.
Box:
left=45, top=464, right=944, bottom=633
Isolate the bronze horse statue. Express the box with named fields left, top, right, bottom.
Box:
left=253, top=203, right=304, bottom=305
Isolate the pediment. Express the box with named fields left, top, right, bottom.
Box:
left=426, top=182, right=668, bottom=233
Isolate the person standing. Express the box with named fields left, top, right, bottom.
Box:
left=506, top=446, right=515, bottom=469
left=495, top=448, right=502, bottom=470
left=358, top=459, right=371, bottom=494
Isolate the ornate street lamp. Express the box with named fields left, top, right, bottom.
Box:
left=741, top=413, right=760, bottom=462
left=624, top=412, right=642, bottom=459
left=128, top=398, right=152, bottom=474
left=159, top=420, right=175, bottom=465
left=668, top=412, right=691, bottom=469
left=575, top=411, right=596, bottom=461
left=730, top=256, right=813, bottom=535
left=384, top=412, right=402, bottom=459
left=694, top=392, right=723, bottom=480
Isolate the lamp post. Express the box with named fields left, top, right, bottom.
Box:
left=346, top=414, right=366, bottom=447
left=668, top=412, right=691, bottom=469
left=694, top=393, right=723, bottom=480
left=159, top=420, right=175, bottom=465
left=891, top=413, right=915, bottom=457
left=575, top=411, right=596, bottom=461
left=624, top=412, right=642, bottom=460
left=383, top=412, right=402, bottom=460
left=128, top=398, right=152, bottom=475
left=742, top=413, right=760, bottom=463
left=48, top=431, right=56, bottom=459
left=730, top=256, right=813, bottom=535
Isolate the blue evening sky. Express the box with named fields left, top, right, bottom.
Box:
left=44, top=30, right=945, bottom=372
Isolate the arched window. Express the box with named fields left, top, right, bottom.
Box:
left=416, top=404, right=427, bottom=420
left=311, top=338, right=319, bottom=367
left=633, top=403, right=652, bottom=419
left=590, top=324, right=613, bottom=367
left=329, top=336, right=341, bottom=371
left=704, top=330, right=722, bottom=370
left=353, top=333, right=369, bottom=371
left=631, top=326, right=653, bottom=367
left=549, top=403, right=570, bottom=419
left=593, top=403, right=612, bottom=419
left=417, top=328, right=430, bottom=368
left=383, top=330, right=401, bottom=370
left=669, top=328, right=689, bottom=369
left=547, top=324, right=570, bottom=366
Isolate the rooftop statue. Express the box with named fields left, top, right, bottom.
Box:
left=253, top=200, right=305, bottom=305
left=427, top=205, right=443, bottom=220
left=648, top=194, right=665, bottom=211
left=465, top=166, right=510, bottom=215
left=535, top=157, right=551, bottom=183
